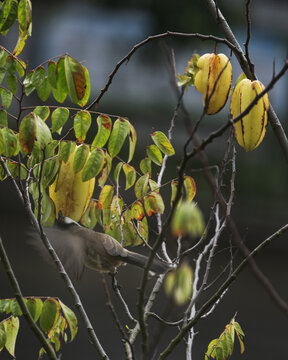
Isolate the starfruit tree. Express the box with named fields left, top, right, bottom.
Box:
left=0, top=0, right=288, bottom=359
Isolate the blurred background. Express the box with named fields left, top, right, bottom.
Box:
left=0, top=0, right=288, bottom=359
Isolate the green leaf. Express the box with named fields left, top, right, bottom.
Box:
left=59, top=141, right=76, bottom=163
left=64, top=55, right=86, bottom=104
left=10, top=299, right=22, bottom=316
left=6, top=74, right=17, bottom=94
left=59, top=300, right=78, bottom=341
left=2, top=127, right=19, bottom=156
left=123, top=163, right=136, bottom=190
left=0, top=109, right=7, bottom=127
left=98, top=185, right=114, bottom=210
left=31, top=66, right=46, bottom=88
left=134, top=173, right=149, bottom=199
left=91, top=114, right=112, bottom=149
left=81, top=199, right=98, bottom=229
left=0, top=50, right=8, bottom=67
left=52, top=57, right=68, bottom=103
left=82, top=148, right=105, bottom=182
left=165, top=263, right=193, bottom=305
left=114, top=161, right=123, bottom=184
left=25, top=297, right=43, bottom=322
left=19, top=112, right=36, bottom=152
left=148, top=179, right=159, bottom=192
left=144, top=191, right=165, bottom=216
left=0, top=87, right=13, bottom=109
left=0, top=323, right=6, bottom=350
left=127, top=121, right=137, bottom=163
left=41, top=157, right=60, bottom=187
left=98, top=151, right=112, bottom=187
left=36, top=76, right=51, bottom=101
left=151, top=131, right=175, bottom=156
left=172, top=201, right=205, bottom=238
left=146, top=144, right=162, bottom=166
left=73, top=144, right=89, bottom=173
left=0, top=299, right=11, bottom=313
left=140, top=157, right=151, bottom=176
left=51, top=107, right=69, bottom=134
left=0, top=67, right=6, bottom=84
left=3, top=316, right=19, bottom=357
left=33, top=106, right=50, bottom=121
left=47, top=61, right=57, bottom=88
left=15, top=59, right=26, bottom=78
left=18, top=0, right=32, bottom=35
left=108, top=118, right=130, bottom=158
left=40, top=298, right=61, bottom=333
left=74, top=110, right=91, bottom=142
left=0, top=0, right=18, bottom=32
left=23, top=70, right=35, bottom=96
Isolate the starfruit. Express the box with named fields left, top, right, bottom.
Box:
left=49, top=146, right=95, bottom=221
left=230, top=78, right=269, bottom=151
left=194, top=53, right=232, bottom=115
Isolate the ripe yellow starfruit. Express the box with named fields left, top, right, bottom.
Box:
left=230, top=78, right=269, bottom=151
left=49, top=146, right=95, bottom=221
left=194, top=53, right=232, bottom=115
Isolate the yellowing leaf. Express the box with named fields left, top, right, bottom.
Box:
left=59, top=300, right=78, bottom=342
left=151, top=131, right=175, bottom=156
left=184, top=176, right=196, bottom=202
left=144, top=191, right=165, bottom=216
left=165, top=263, right=193, bottom=305
left=108, top=118, right=129, bottom=158
left=92, top=114, right=112, bottom=149
left=98, top=151, right=112, bottom=187
left=64, top=55, right=87, bottom=104
left=98, top=185, right=114, bottom=210
left=74, top=110, right=91, bottom=143
left=3, top=316, right=19, bottom=357
left=123, top=163, right=136, bottom=190
left=147, top=144, right=162, bottom=166
left=128, top=121, right=137, bottom=163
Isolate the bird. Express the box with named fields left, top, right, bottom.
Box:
left=32, top=213, right=173, bottom=280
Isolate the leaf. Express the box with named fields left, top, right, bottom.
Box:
left=33, top=106, right=50, bottom=121
left=91, top=114, right=112, bottom=149
left=0, top=299, right=11, bottom=313
left=151, top=131, right=175, bottom=156
left=184, top=176, right=196, bottom=202
left=114, top=161, right=123, bottom=184
left=148, top=179, right=159, bottom=192
left=36, top=76, right=51, bottom=101
left=98, top=185, right=114, bottom=210
left=172, top=201, right=205, bottom=238
left=59, top=141, right=76, bottom=163
left=40, top=298, right=61, bottom=333
left=140, top=157, right=151, bottom=176
left=59, top=300, right=78, bottom=342
left=147, top=144, right=162, bottom=166
left=0, top=323, right=6, bottom=350
left=19, top=111, right=36, bottom=152
left=2, top=127, right=19, bottom=156
left=13, top=33, right=28, bottom=57
left=123, top=163, right=136, bottom=190
left=10, top=299, right=22, bottom=316
left=0, top=50, right=8, bottom=67
left=98, top=151, right=112, bottom=187
left=0, top=0, right=18, bottom=32
left=6, top=74, right=17, bottom=94
left=47, top=61, right=57, bottom=88
left=82, top=148, right=105, bottom=182
left=3, top=316, right=19, bottom=357
left=23, top=71, right=35, bottom=96
left=51, top=107, right=69, bottom=134
left=144, top=191, right=165, bottom=216
left=76, top=66, right=90, bottom=107
left=15, top=59, right=25, bottom=77
left=131, top=201, right=145, bottom=221
left=73, top=144, right=89, bottom=173
left=165, top=263, right=193, bottom=305
left=0, top=67, right=6, bottom=84
left=74, top=110, right=91, bottom=143
left=64, top=55, right=87, bottom=103
left=25, top=297, right=43, bottom=322
left=108, top=118, right=130, bottom=158
left=52, top=57, right=68, bottom=103
left=80, top=199, right=98, bottom=229
left=134, top=173, right=149, bottom=199
left=17, top=0, right=32, bottom=35
left=127, top=121, right=137, bottom=163
left=31, top=66, right=46, bottom=88
left=0, top=87, right=13, bottom=109
left=0, top=109, right=7, bottom=127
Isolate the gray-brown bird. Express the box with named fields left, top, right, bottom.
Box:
left=33, top=214, right=172, bottom=280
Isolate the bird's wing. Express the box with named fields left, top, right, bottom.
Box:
left=30, top=227, right=87, bottom=281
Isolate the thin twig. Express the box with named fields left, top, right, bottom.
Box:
left=159, top=223, right=288, bottom=359
left=244, top=0, right=255, bottom=77
left=0, top=237, right=58, bottom=360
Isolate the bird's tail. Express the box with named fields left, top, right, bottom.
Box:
left=123, top=251, right=173, bottom=274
